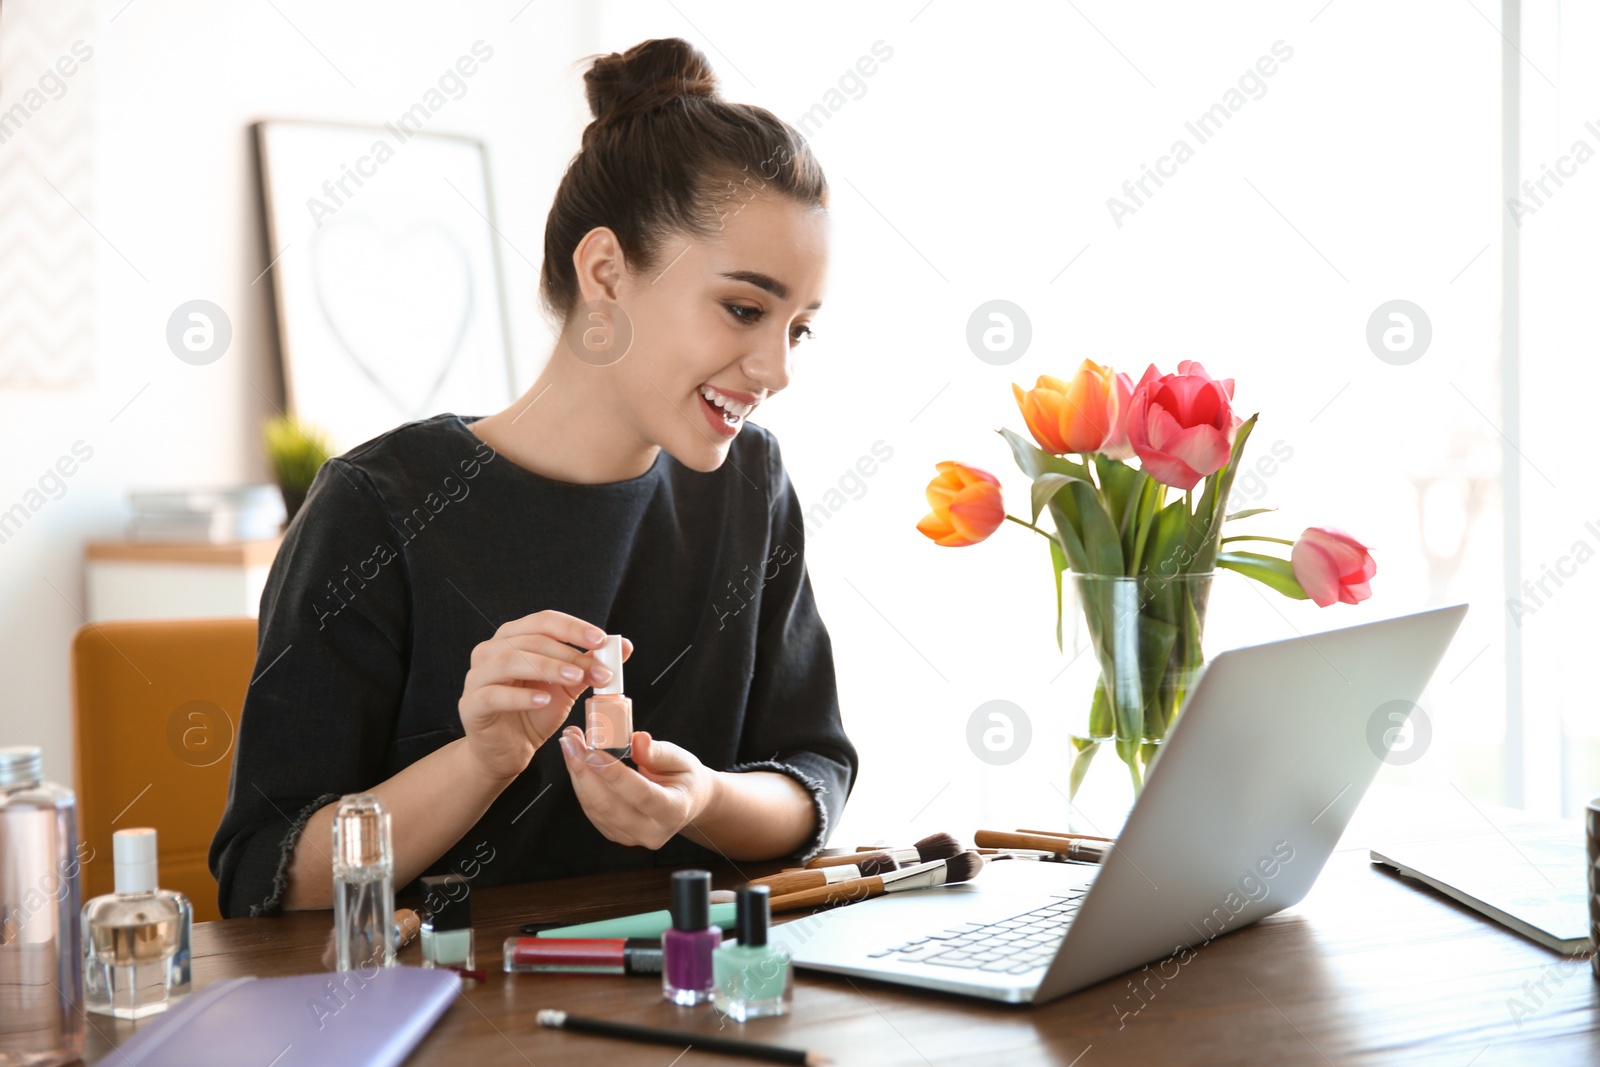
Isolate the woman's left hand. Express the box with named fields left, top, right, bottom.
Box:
left=558, top=727, right=720, bottom=850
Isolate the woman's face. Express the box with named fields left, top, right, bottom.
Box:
left=599, top=193, right=829, bottom=473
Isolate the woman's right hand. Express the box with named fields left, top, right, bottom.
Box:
left=457, top=610, right=632, bottom=782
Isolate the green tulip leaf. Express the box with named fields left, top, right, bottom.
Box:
left=999, top=427, right=1090, bottom=482
left=1031, top=472, right=1085, bottom=524
left=1217, top=550, right=1309, bottom=599
left=1050, top=536, right=1069, bottom=653
left=1063, top=480, right=1124, bottom=576
left=1068, top=738, right=1100, bottom=799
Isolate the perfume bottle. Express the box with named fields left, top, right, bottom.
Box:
left=0, top=745, right=85, bottom=1065
left=661, top=869, right=720, bottom=1005
left=419, top=874, right=474, bottom=970
left=713, top=885, right=792, bottom=1020
left=82, top=827, right=191, bottom=1019
left=585, top=633, right=632, bottom=759
left=332, top=794, right=396, bottom=972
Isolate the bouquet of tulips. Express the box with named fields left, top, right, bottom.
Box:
left=917, top=359, right=1376, bottom=794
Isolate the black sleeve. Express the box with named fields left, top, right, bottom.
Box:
left=208, top=458, right=411, bottom=917
left=727, top=430, right=860, bottom=861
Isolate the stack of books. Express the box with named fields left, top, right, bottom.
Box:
left=126, top=485, right=286, bottom=542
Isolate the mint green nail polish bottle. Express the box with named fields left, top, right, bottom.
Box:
left=711, top=885, right=792, bottom=1020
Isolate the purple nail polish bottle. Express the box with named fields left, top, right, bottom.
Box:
left=662, top=870, right=721, bottom=1005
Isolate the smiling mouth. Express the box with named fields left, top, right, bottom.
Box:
left=698, top=384, right=756, bottom=437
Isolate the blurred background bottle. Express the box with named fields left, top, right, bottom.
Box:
left=0, top=745, right=85, bottom=1066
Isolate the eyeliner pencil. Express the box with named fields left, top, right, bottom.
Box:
left=536, top=1009, right=830, bottom=1065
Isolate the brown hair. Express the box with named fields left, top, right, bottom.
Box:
left=539, top=37, right=829, bottom=326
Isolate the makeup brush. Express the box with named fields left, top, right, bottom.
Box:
left=808, top=831, right=961, bottom=869
left=770, top=851, right=986, bottom=914
left=975, top=847, right=1068, bottom=862
left=1015, top=827, right=1115, bottom=842
left=750, top=852, right=900, bottom=895
left=973, top=830, right=1113, bottom=863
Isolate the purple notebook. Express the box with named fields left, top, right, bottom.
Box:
left=112, top=966, right=461, bottom=1066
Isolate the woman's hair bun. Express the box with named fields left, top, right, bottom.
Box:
left=584, top=37, right=719, bottom=127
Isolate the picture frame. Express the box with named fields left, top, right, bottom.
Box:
left=252, top=119, right=516, bottom=453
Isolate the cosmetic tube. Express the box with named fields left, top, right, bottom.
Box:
left=332, top=794, right=396, bottom=972
left=661, top=870, right=720, bottom=1005
left=503, top=938, right=663, bottom=975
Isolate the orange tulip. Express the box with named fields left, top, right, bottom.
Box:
left=1012, top=360, right=1120, bottom=455
left=917, top=461, right=1005, bottom=547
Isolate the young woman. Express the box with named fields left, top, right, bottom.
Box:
left=209, top=37, right=857, bottom=917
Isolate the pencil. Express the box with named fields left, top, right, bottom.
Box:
left=536, top=1009, right=831, bottom=1065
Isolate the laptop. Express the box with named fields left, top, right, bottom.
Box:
left=770, top=604, right=1468, bottom=1004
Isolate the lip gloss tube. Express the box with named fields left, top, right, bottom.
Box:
left=502, top=938, right=663, bottom=975
left=585, top=634, right=632, bottom=759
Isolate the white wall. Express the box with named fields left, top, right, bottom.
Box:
left=594, top=0, right=1508, bottom=845
left=0, top=0, right=595, bottom=786
left=1, top=1, right=1568, bottom=849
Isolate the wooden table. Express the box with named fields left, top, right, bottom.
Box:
left=83, top=789, right=1600, bottom=1065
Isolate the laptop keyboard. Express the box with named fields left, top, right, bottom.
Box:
left=865, top=889, right=1088, bottom=975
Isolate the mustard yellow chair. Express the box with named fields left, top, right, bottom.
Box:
left=71, top=617, right=257, bottom=923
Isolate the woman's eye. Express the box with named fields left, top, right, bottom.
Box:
left=726, top=303, right=814, bottom=345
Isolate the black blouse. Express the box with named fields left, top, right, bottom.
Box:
left=208, top=413, right=858, bottom=918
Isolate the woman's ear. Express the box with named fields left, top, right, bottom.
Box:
left=571, top=226, right=627, bottom=306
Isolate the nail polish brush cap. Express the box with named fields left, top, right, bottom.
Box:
left=420, top=874, right=472, bottom=931
left=594, top=634, right=624, bottom=696
left=734, top=884, right=770, bottom=948
left=670, top=869, right=711, bottom=932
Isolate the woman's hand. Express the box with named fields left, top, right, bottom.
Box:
left=558, top=727, right=719, bottom=850
left=458, top=611, right=632, bottom=782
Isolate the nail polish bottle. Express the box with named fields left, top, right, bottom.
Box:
left=712, top=885, right=792, bottom=1020
left=419, top=874, right=475, bottom=970
left=331, top=793, right=396, bottom=972
left=584, top=633, right=632, bottom=759
left=662, top=869, right=720, bottom=1005
left=82, top=828, right=191, bottom=1019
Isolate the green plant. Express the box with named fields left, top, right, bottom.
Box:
left=262, top=415, right=331, bottom=492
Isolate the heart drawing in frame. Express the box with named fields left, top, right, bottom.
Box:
left=310, top=217, right=478, bottom=422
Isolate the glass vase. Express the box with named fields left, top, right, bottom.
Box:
left=1064, top=572, right=1213, bottom=838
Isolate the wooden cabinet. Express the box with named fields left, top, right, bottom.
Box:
left=84, top=538, right=282, bottom=621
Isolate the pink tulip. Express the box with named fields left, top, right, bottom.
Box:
left=1102, top=370, right=1136, bottom=460
left=1291, top=527, right=1376, bottom=607
left=1124, top=361, right=1241, bottom=490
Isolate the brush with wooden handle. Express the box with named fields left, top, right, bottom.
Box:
left=976, top=847, right=1068, bottom=862
left=771, top=852, right=985, bottom=914
left=809, top=831, right=960, bottom=869
left=1015, top=827, right=1115, bottom=843
left=973, top=830, right=1112, bottom=863
left=750, top=852, right=900, bottom=895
